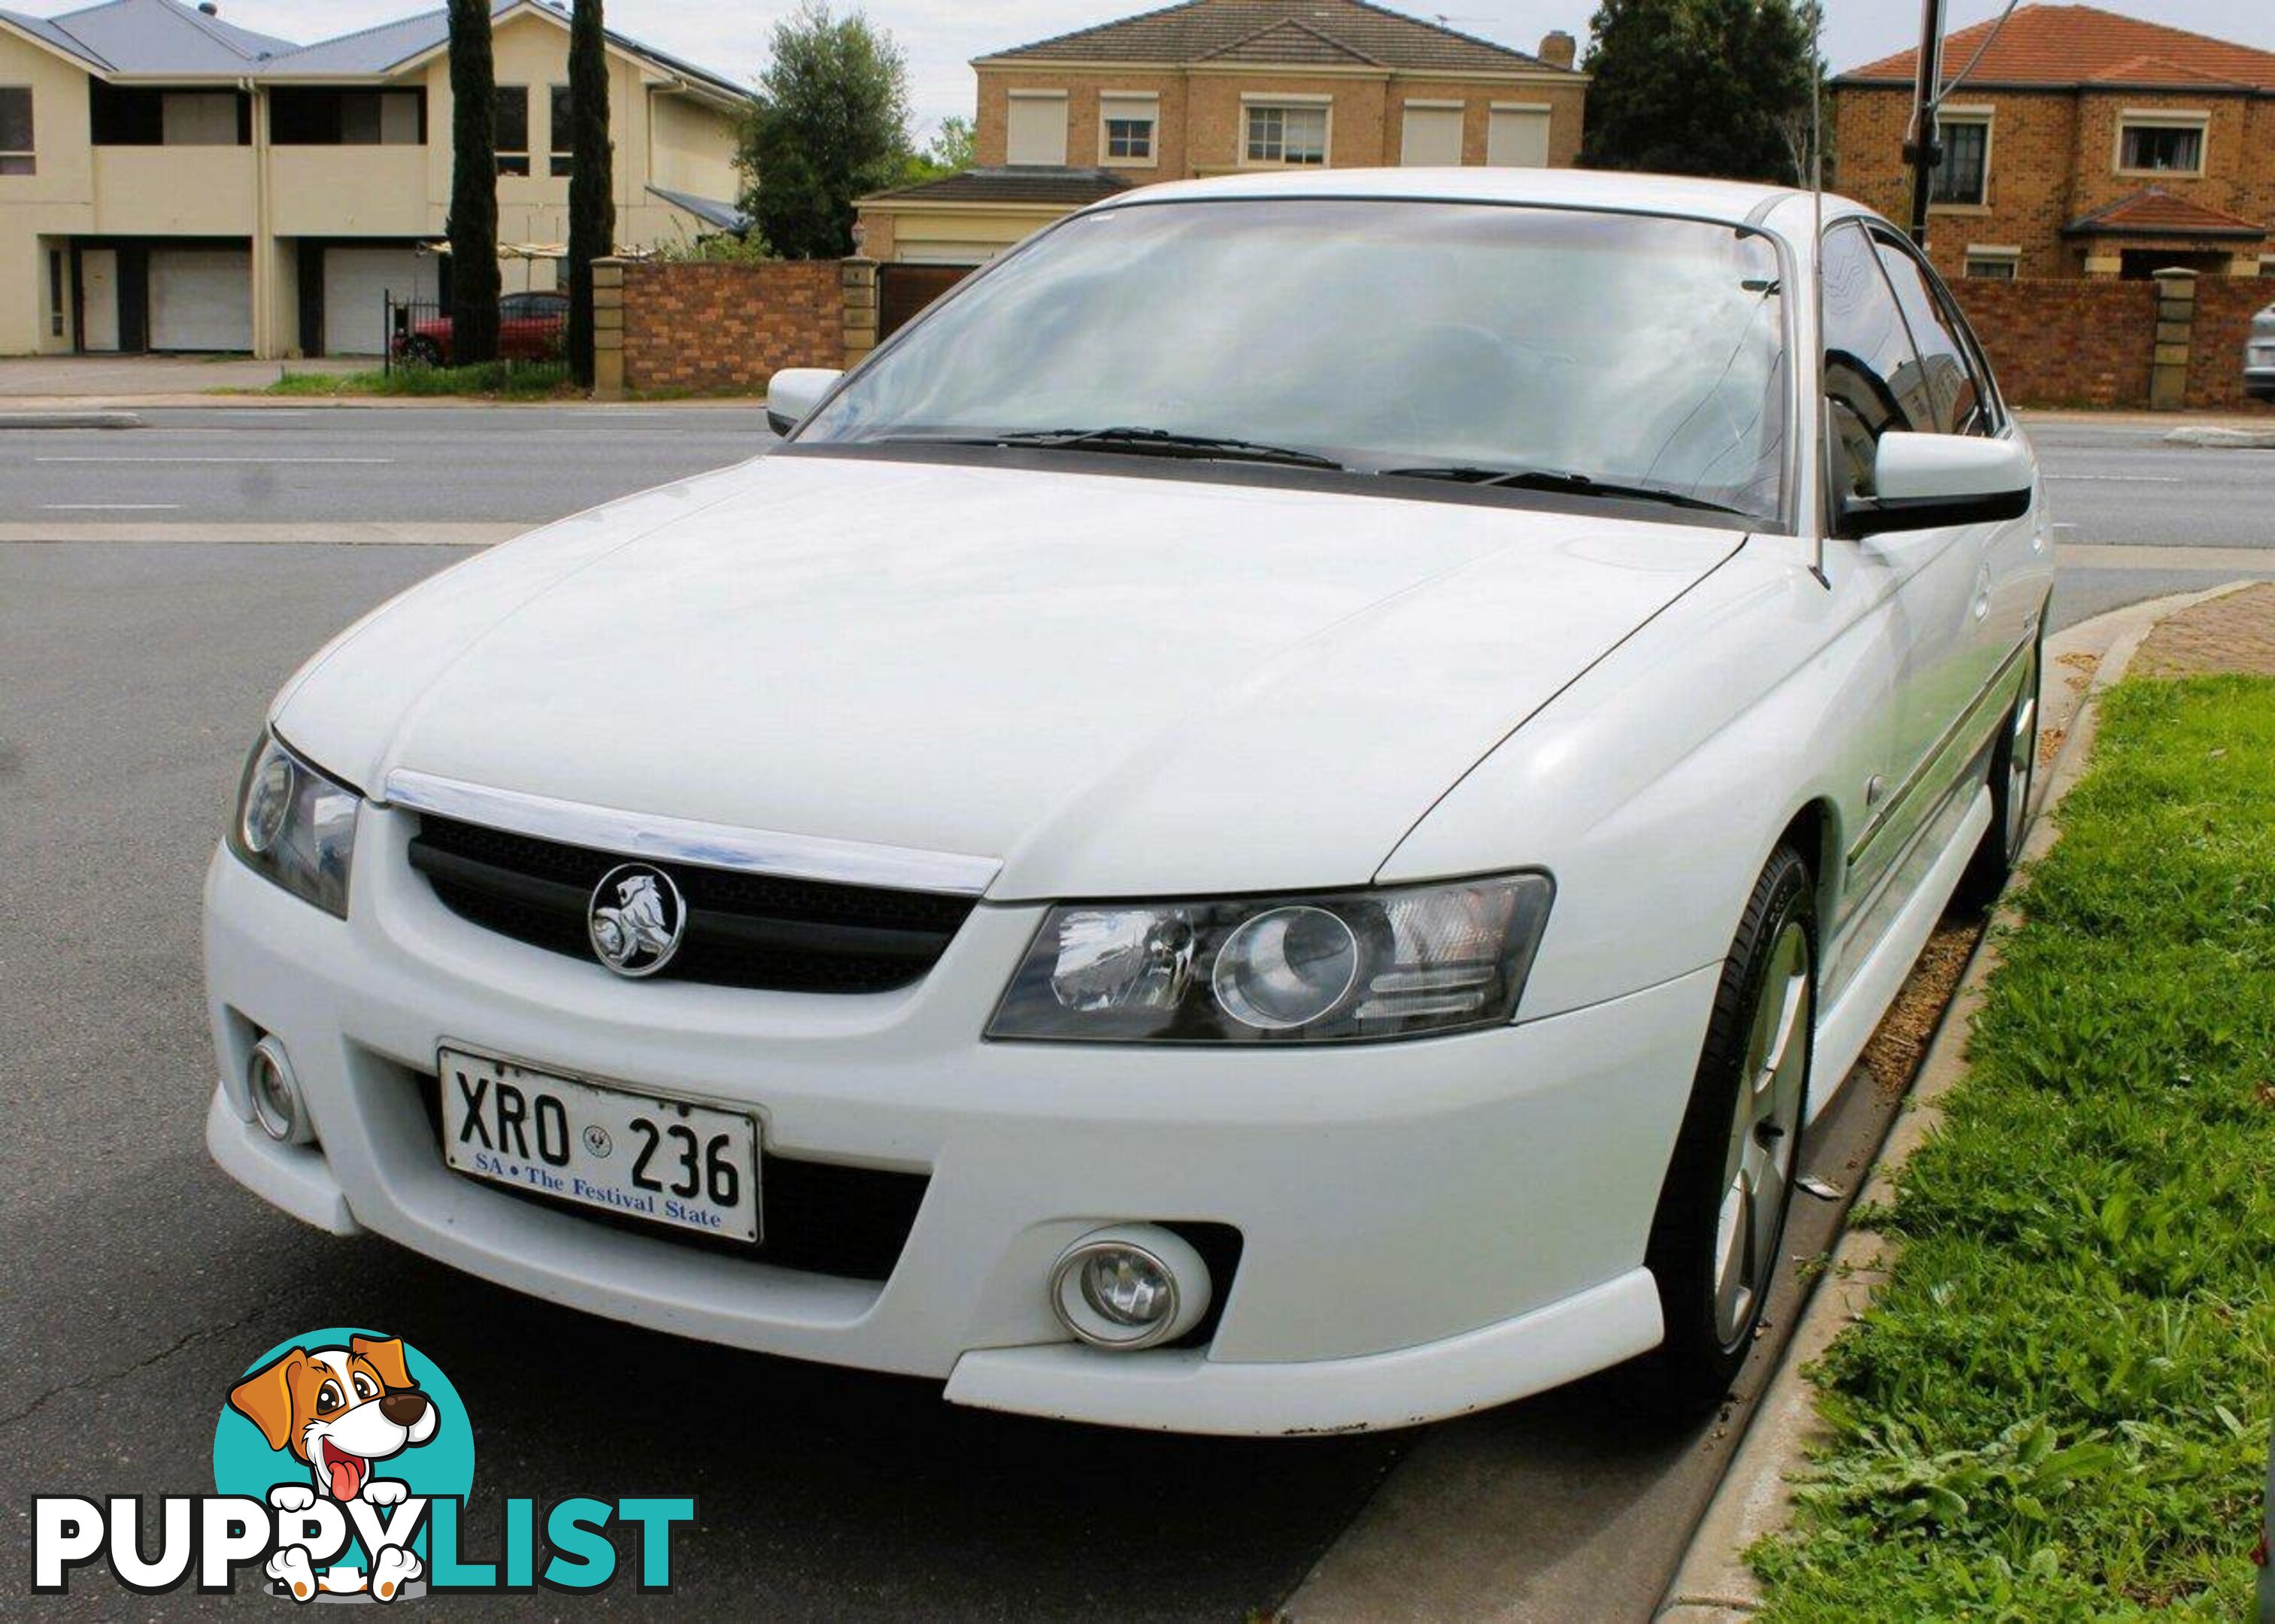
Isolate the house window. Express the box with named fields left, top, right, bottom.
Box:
left=2118, top=118, right=2204, bottom=175
left=1963, top=248, right=2019, bottom=280
left=550, top=85, right=575, bottom=177
left=0, top=86, right=29, bottom=175
left=1487, top=104, right=1550, bottom=167
left=1932, top=116, right=1989, bottom=205
left=1400, top=103, right=1463, bottom=167
left=1100, top=95, right=1156, bottom=165
left=1006, top=92, right=1069, bottom=165
left=495, top=85, right=531, bottom=175
left=272, top=89, right=422, bottom=145
left=1245, top=103, right=1327, bottom=165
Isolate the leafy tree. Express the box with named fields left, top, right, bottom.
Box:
left=444, top=0, right=501, bottom=362
left=738, top=3, right=914, bottom=259
left=565, top=0, right=616, bottom=387
left=1581, top=0, right=1822, bottom=186
left=897, top=115, right=976, bottom=186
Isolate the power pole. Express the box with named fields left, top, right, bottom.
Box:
left=1904, top=0, right=1946, bottom=245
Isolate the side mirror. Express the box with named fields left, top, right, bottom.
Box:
left=1841, top=432, right=2034, bottom=538
left=766, top=368, right=844, bottom=437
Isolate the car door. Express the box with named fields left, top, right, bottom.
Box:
left=1870, top=230, right=2042, bottom=714
left=1817, top=219, right=1985, bottom=966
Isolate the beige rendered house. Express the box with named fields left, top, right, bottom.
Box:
left=0, top=0, right=747, bottom=357
left=857, top=0, right=1588, bottom=332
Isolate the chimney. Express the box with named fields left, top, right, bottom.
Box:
left=1537, top=29, right=1576, bottom=70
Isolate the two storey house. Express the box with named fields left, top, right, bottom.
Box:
left=0, top=0, right=746, bottom=357
left=857, top=0, right=1588, bottom=335
left=1834, top=4, right=2275, bottom=282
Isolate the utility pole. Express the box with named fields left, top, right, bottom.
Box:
left=1904, top=0, right=1946, bottom=244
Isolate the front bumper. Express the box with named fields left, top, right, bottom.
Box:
left=203, top=807, right=1717, bottom=1435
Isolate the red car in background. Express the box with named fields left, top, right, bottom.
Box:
left=393, top=291, right=569, bottom=366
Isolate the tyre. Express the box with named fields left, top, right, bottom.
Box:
left=1954, top=629, right=2043, bottom=911
left=1636, top=842, right=1817, bottom=1416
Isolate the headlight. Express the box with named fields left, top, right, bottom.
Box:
left=987, top=874, right=1553, bottom=1044
left=227, top=734, right=361, bottom=919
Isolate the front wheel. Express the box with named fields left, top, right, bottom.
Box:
left=1636, top=842, right=1816, bottom=1416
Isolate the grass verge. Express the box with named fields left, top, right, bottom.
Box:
left=1755, top=676, right=2275, bottom=1621
left=221, top=362, right=573, bottom=400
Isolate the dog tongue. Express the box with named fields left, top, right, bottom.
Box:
left=326, top=1447, right=366, bottom=1501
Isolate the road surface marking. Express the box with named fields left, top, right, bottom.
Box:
left=2046, top=474, right=2183, bottom=483
left=41, top=503, right=181, bottom=511
left=34, top=455, right=396, bottom=465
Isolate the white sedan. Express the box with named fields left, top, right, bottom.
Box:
left=204, top=168, right=2052, bottom=1435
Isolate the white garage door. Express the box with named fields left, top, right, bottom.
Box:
left=148, top=247, right=252, bottom=351
left=324, top=247, right=426, bottom=356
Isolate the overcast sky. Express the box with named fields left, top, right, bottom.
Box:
left=27, top=1, right=2275, bottom=139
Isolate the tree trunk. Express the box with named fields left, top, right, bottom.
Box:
left=447, top=0, right=501, bottom=365
left=566, top=0, right=617, bottom=388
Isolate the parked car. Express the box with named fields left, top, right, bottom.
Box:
left=393, top=291, right=568, bottom=366
left=2248, top=301, right=2275, bottom=402
left=205, top=169, right=2053, bottom=1435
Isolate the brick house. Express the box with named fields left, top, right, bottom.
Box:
left=1833, top=3, right=2275, bottom=283
left=856, top=0, right=1586, bottom=331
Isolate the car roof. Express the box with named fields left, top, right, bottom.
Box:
left=1087, top=166, right=1875, bottom=237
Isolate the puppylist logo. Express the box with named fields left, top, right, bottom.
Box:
left=32, top=1327, right=694, bottom=1602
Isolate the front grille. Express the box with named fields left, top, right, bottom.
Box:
left=412, top=1072, right=928, bottom=1280
left=408, top=815, right=976, bottom=993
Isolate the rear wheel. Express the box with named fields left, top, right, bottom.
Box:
left=403, top=335, right=444, bottom=368
left=1955, top=633, right=2043, bottom=911
left=1636, top=843, right=1816, bottom=1416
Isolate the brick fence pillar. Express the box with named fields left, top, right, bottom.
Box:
left=591, top=257, right=627, bottom=401
left=842, top=256, right=878, bottom=370
left=2149, top=268, right=2195, bottom=412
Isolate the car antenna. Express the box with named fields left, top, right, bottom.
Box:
left=1809, top=0, right=1830, bottom=589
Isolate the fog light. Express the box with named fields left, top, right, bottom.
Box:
left=246, top=1036, right=312, bottom=1145
left=1049, top=1226, right=1211, bottom=1351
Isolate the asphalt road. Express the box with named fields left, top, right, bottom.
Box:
left=1, top=406, right=2269, bottom=1619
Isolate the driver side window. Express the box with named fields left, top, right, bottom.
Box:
left=1819, top=221, right=1927, bottom=504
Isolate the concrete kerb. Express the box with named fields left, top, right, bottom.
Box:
left=0, top=410, right=142, bottom=429
left=2164, top=426, right=2275, bottom=450
left=1655, top=580, right=2266, bottom=1621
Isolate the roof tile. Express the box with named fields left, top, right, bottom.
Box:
left=985, top=0, right=1564, bottom=76
left=2064, top=186, right=2267, bottom=237
left=1840, top=3, right=2275, bottom=92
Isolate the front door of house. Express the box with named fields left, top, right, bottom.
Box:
left=80, top=249, right=120, bottom=352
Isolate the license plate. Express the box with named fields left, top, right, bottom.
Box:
left=438, top=1049, right=760, bottom=1243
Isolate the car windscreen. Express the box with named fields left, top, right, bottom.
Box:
left=796, top=198, right=1790, bottom=523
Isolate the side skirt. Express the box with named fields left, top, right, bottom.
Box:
left=1806, top=783, right=1992, bottom=1127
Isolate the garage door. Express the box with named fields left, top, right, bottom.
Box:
left=879, top=265, right=973, bottom=341
left=324, top=247, right=426, bottom=356
left=148, top=247, right=252, bottom=351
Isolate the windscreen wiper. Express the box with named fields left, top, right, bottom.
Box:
left=902, top=426, right=1345, bottom=471
left=1379, top=465, right=1748, bottom=517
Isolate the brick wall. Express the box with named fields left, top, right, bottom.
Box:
left=2186, top=275, right=2275, bottom=411
left=1948, top=278, right=2162, bottom=408
left=619, top=260, right=844, bottom=395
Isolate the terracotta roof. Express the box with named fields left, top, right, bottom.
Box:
left=981, top=0, right=1565, bottom=75
left=864, top=167, right=1139, bottom=207
left=2063, top=186, right=2267, bottom=238
left=1839, top=4, right=2275, bottom=92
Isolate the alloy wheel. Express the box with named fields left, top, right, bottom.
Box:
left=2004, top=647, right=2040, bottom=860
left=1711, top=920, right=1812, bottom=1347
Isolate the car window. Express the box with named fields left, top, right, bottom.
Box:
left=1871, top=232, right=1992, bottom=436
left=1819, top=221, right=1928, bottom=501
left=797, top=199, right=1792, bottom=524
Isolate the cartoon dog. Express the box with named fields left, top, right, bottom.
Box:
left=229, top=1335, right=438, bottom=1602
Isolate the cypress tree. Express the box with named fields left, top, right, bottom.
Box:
left=446, top=0, right=501, bottom=364
left=566, top=0, right=615, bottom=388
